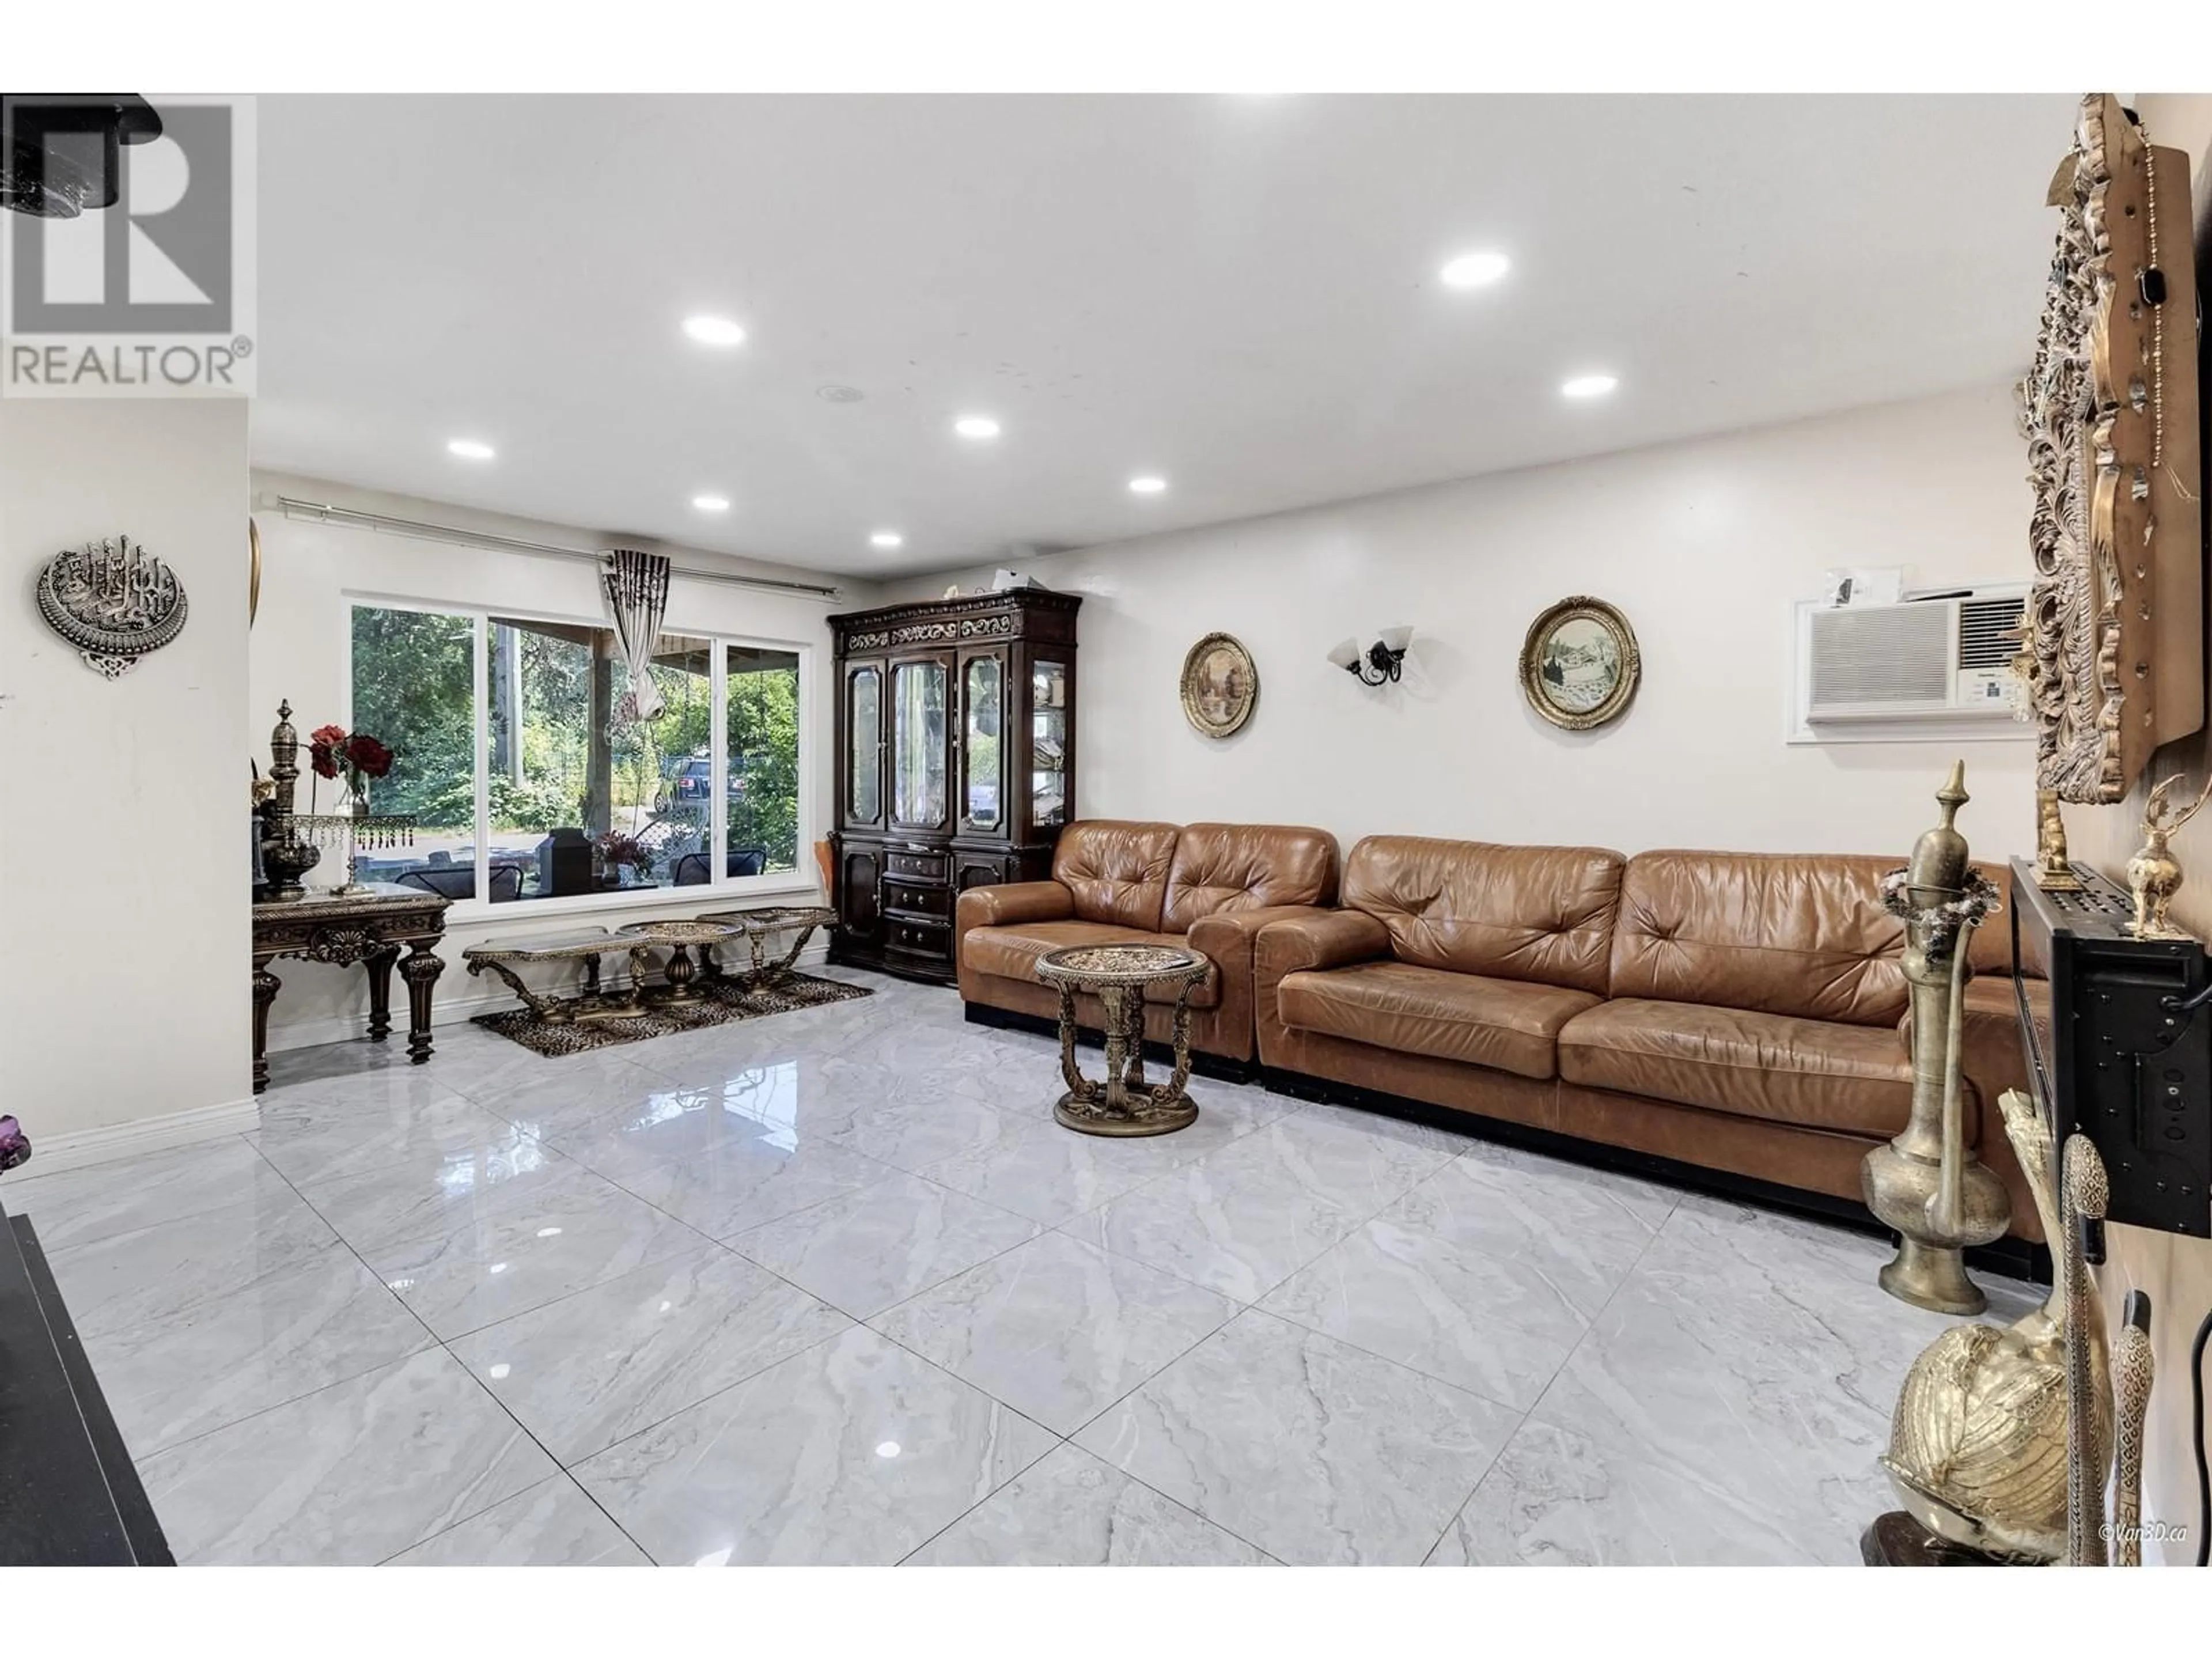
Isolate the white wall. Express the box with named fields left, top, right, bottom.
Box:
left=888, top=383, right=2040, bottom=864
left=1, top=399, right=251, bottom=1147
left=249, top=470, right=878, bottom=1047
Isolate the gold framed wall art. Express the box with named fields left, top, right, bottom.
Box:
left=1521, top=596, right=1639, bottom=731
left=1180, top=632, right=1258, bottom=738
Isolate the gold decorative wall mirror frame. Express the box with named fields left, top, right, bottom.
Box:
left=2021, top=93, right=2203, bottom=805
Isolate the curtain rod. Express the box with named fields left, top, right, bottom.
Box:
left=272, top=496, right=842, bottom=601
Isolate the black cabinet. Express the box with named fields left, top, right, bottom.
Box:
left=828, top=590, right=1080, bottom=982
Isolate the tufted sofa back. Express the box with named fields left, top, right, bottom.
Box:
left=1161, top=823, right=1339, bottom=934
left=1340, top=835, right=1626, bottom=996
left=1051, top=819, right=1182, bottom=930
left=1610, top=850, right=1914, bottom=1025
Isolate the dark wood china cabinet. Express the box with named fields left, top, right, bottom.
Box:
left=828, top=589, right=1080, bottom=983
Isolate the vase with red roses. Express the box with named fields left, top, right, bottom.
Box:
left=309, top=725, right=396, bottom=816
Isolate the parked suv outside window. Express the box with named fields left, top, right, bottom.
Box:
left=653, top=752, right=749, bottom=814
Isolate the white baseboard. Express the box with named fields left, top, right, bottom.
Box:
left=18, top=1095, right=262, bottom=1178
left=264, top=937, right=835, bottom=1053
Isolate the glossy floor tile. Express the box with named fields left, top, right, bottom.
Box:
left=573, top=1327, right=1057, bottom=1565
left=727, top=1169, right=1039, bottom=1319
left=1074, top=1310, right=1521, bottom=1565
left=905, top=1443, right=1270, bottom=1565
left=1427, top=1417, right=1814, bottom=1566
left=1066, top=1109, right=1452, bottom=1302
left=138, top=1347, right=559, bottom=1565
left=46, top=1191, right=344, bottom=1340
left=361, top=1161, right=710, bottom=1339
left=385, top=1476, right=649, bottom=1566
left=86, top=1248, right=434, bottom=1459
left=1258, top=1211, right=1590, bottom=1410
left=5, top=1136, right=300, bottom=1253
left=18, top=968, right=2042, bottom=1565
left=450, top=1243, right=850, bottom=1462
left=873, top=1230, right=1238, bottom=1434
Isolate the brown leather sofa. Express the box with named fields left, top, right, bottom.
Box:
left=957, top=819, right=1339, bottom=1067
left=1255, top=836, right=2049, bottom=1241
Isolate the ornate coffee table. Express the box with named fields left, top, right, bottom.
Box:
left=695, top=903, right=839, bottom=987
left=615, top=918, right=748, bottom=1005
left=1032, top=942, right=1211, bottom=1137
left=464, top=927, right=636, bottom=1023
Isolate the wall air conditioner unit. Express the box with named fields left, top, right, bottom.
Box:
left=1788, top=582, right=2032, bottom=745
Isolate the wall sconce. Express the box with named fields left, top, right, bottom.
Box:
left=1327, top=626, right=1413, bottom=686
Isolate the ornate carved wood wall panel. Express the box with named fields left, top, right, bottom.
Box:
left=2022, top=93, right=2203, bottom=804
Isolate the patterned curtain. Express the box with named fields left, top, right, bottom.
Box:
left=601, top=547, right=672, bottom=724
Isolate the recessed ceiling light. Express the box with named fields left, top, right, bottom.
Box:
left=446, top=438, right=494, bottom=460
left=692, top=494, right=731, bottom=512
left=870, top=530, right=904, bottom=549
left=1560, top=373, right=1619, bottom=399
left=1439, top=251, right=1510, bottom=290
left=953, top=415, right=1001, bottom=441
left=682, top=314, right=747, bottom=347
left=1128, top=475, right=1168, bottom=495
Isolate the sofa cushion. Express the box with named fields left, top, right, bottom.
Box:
left=1339, top=835, right=1625, bottom=996
left=1276, top=960, right=1601, bottom=1081
left=1051, top=820, right=1182, bottom=931
left=1558, top=997, right=1917, bottom=1138
left=1609, top=851, right=1911, bottom=1027
left=960, top=921, right=1222, bottom=1008
left=1160, top=823, right=1339, bottom=934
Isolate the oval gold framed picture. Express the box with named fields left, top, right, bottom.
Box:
left=1520, top=596, right=1640, bottom=730
left=1180, top=632, right=1259, bottom=739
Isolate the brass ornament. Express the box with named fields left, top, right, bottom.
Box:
left=1879, top=1088, right=2108, bottom=1563
left=2108, top=1294, right=2155, bottom=1566
left=2122, top=771, right=2212, bottom=941
left=1519, top=596, right=1639, bottom=731
left=1861, top=762, right=2012, bottom=1315
left=1179, top=631, right=1259, bottom=739
left=2062, top=1132, right=2114, bottom=1565
left=35, top=534, right=189, bottom=679
left=2020, top=94, right=2204, bottom=805
left=249, top=517, right=262, bottom=627
left=2032, top=788, right=2085, bottom=892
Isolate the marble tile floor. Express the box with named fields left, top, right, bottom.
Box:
left=0, top=968, right=2044, bottom=1566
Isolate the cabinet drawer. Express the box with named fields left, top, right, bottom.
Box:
left=885, top=918, right=951, bottom=960
left=885, top=850, right=949, bottom=882
left=884, top=881, right=952, bottom=920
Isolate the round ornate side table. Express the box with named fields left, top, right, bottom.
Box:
left=1032, top=942, right=1210, bottom=1137
left=615, top=918, right=745, bottom=1005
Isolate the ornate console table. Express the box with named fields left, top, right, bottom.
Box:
left=251, top=884, right=450, bottom=1093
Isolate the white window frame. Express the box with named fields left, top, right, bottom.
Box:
left=342, top=590, right=816, bottom=924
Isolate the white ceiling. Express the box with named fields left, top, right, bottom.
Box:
left=253, top=93, right=2078, bottom=577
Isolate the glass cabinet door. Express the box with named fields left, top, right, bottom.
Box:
left=892, top=658, right=948, bottom=829
left=847, top=664, right=882, bottom=825
left=961, top=654, right=1003, bottom=832
left=1031, top=659, right=1068, bottom=830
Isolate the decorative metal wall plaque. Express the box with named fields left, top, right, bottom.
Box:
left=35, top=534, right=189, bottom=679
left=2021, top=93, right=2203, bottom=803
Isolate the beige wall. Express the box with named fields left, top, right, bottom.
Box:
left=2055, top=91, right=2212, bottom=1567
left=890, top=384, right=2040, bottom=865
left=0, top=399, right=252, bottom=1152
